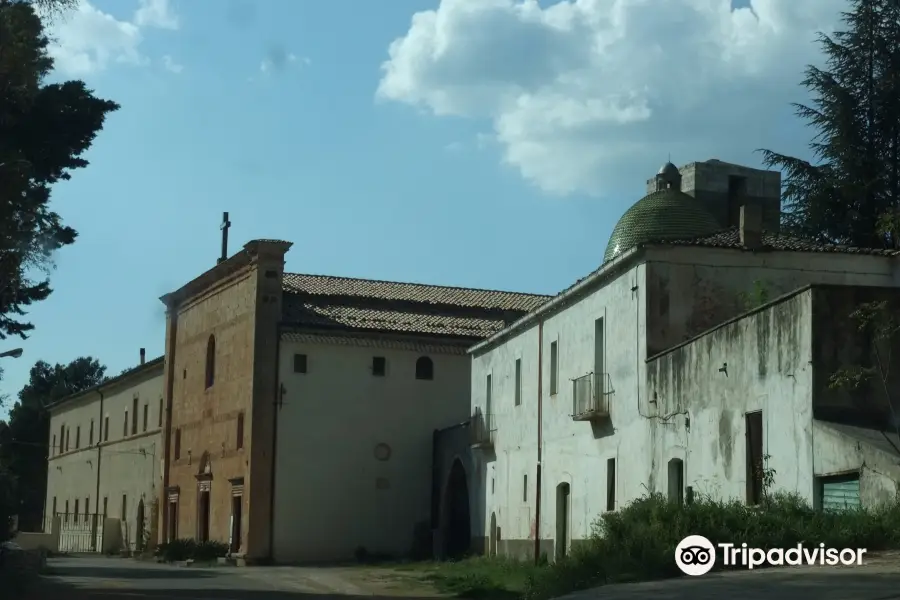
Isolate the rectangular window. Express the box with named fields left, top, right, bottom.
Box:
left=85, top=497, right=90, bottom=517
left=64, top=500, right=69, bottom=523
left=594, top=318, right=604, bottom=398
left=293, top=353, right=308, bottom=374
left=550, top=340, right=559, bottom=395
left=123, top=411, right=128, bottom=436
left=65, top=427, right=70, bottom=451
left=74, top=499, right=79, bottom=523
left=52, top=497, right=57, bottom=516
left=606, top=458, right=616, bottom=511
left=132, top=397, right=139, bottom=435
left=103, top=497, right=108, bottom=517
left=59, top=424, right=64, bottom=452
left=485, top=374, right=492, bottom=414
left=514, top=358, right=522, bottom=406
left=122, top=495, right=127, bottom=521
left=104, top=416, right=109, bottom=442
left=372, top=356, right=386, bottom=377
left=746, top=411, right=764, bottom=505
left=523, top=474, right=528, bottom=502
left=236, top=413, right=244, bottom=450
left=75, top=426, right=80, bottom=449
left=143, top=404, right=149, bottom=432
left=174, top=429, right=181, bottom=460
left=89, top=420, right=94, bottom=446
left=52, top=435, right=56, bottom=456
left=158, top=399, right=163, bottom=428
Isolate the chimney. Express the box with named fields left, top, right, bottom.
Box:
left=139, top=348, right=146, bottom=365
left=739, top=204, right=763, bottom=249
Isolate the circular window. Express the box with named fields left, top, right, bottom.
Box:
left=374, top=443, right=392, bottom=462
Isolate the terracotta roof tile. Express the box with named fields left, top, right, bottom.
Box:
left=281, top=273, right=550, bottom=339
left=659, top=227, right=898, bottom=256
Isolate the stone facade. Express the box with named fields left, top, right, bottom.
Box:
left=160, top=240, right=288, bottom=560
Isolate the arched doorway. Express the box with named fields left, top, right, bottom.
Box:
left=555, top=483, right=570, bottom=561
left=442, top=459, right=471, bottom=559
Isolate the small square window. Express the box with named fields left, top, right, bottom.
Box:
left=372, top=356, right=386, bottom=377
left=293, top=353, right=308, bottom=374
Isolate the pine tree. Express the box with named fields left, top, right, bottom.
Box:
left=760, top=0, right=900, bottom=248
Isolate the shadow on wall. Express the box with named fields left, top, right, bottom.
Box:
left=432, top=421, right=483, bottom=560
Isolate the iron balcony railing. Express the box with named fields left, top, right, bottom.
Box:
left=572, top=372, right=611, bottom=421
left=470, top=408, right=495, bottom=448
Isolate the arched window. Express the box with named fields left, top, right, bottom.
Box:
left=415, top=356, right=433, bottom=380
left=205, top=335, right=216, bottom=389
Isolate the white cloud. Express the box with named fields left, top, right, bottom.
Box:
left=48, top=0, right=180, bottom=76
left=377, top=0, right=848, bottom=197
left=162, top=55, right=183, bottom=73
left=134, top=0, right=178, bottom=30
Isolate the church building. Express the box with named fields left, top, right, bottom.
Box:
left=158, top=237, right=549, bottom=562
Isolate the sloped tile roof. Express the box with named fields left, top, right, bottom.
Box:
left=281, top=273, right=551, bottom=339
left=659, top=227, right=898, bottom=256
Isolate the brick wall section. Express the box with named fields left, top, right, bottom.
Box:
left=159, top=240, right=290, bottom=560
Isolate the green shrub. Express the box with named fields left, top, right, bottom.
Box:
left=192, top=540, right=228, bottom=562
left=156, top=538, right=196, bottom=562
left=524, top=492, right=900, bottom=600
left=154, top=538, right=228, bottom=562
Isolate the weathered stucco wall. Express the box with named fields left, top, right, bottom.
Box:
left=645, top=246, right=899, bottom=356
left=646, top=289, right=814, bottom=503
left=273, top=335, right=471, bottom=563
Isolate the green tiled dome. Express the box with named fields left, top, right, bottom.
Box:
left=603, top=189, right=721, bottom=263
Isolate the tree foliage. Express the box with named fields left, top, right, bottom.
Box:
left=0, top=0, right=119, bottom=339
left=759, top=0, right=900, bottom=248
left=0, top=357, right=106, bottom=531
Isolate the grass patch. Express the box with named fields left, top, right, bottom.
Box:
left=388, top=493, right=900, bottom=600
left=524, top=492, right=900, bottom=600
left=397, top=557, right=541, bottom=600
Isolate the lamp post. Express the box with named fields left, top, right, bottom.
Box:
left=0, top=348, right=22, bottom=359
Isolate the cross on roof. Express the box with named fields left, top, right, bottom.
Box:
left=218, top=212, right=230, bottom=264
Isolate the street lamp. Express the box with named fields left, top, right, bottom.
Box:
left=0, top=348, right=23, bottom=359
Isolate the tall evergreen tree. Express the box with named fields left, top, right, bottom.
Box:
left=760, top=0, right=900, bottom=248
left=0, top=0, right=119, bottom=339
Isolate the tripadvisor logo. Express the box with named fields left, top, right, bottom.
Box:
left=675, top=535, right=867, bottom=576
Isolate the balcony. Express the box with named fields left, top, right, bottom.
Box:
left=572, top=372, right=611, bottom=422
left=470, top=408, right=495, bottom=449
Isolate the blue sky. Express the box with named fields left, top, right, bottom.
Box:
left=0, top=0, right=849, bottom=413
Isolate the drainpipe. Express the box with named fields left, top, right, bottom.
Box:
left=93, top=387, right=104, bottom=551
left=268, top=323, right=284, bottom=561
left=534, top=320, right=544, bottom=566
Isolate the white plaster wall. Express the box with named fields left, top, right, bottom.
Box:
left=472, top=264, right=650, bottom=557
left=273, top=337, right=471, bottom=563
left=45, top=367, right=163, bottom=550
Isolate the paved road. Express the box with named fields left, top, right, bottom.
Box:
left=28, top=552, right=900, bottom=600
left=29, top=555, right=429, bottom=600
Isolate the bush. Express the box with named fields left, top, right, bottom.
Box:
left=155, top=538, right=196, bottom=562
left=155, top=538, right=228, bottom=562
left=524, top=492, right=900, bottom=600
left=192, top=540, right=228, bottom=562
